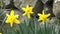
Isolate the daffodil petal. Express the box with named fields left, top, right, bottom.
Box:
left=38, top=19, right=41, bottom=21
left=22, top=8, right=26, bottom=11
left=42, top=21, right=44, bottom=25
left=5, top=20, right=9, bottom=23
left=46, top=13, right=50, bottom=17
left=42, top=10, right=44, bottom=15
left=31, top=12, right=34, bottom=14
left=6, top=14, right=9, bottom=16
left=23, top=13, right=26, bottom=16
left=10, top=22, right=13, bottom=27
left=15, top=15, right=19, bottom=18
left=38, top=13, right=41, bottom=16
left=27, top=14, right=30, bottom=19
left=46, top=19, right=49, bottom=22
left=26, top=5, right=29, bottom=8
left=15, top=19, right=20, bottom=24
left=10, top=10, right=14, bottom=15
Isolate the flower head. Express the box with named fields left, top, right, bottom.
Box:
left=5, top=10, right=20, bottom=27
left=38, top=10, right=50, bottom=24
left=22, top=5, right=33, bottom=19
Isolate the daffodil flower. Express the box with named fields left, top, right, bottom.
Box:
left=38, top=10, right=50, bottom=24
left=5, top=10, right=20, bottom=27
left=22, top=5, right=33, bottom=19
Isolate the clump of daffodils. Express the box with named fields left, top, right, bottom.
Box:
left=38, top=10, right=50, bottom=25
left=22, top=5, right=33, bottom=19
left=5, top=5, right=50, bottom=27
left=5, top=10, right=20, bottom=27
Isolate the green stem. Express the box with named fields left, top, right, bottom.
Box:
left=35, top=22, right=36, bottom=34
left=34, top=17, right=36, bottom=34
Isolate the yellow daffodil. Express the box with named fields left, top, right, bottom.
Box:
left=0, top=33, right=2, bottom=34
left=22, top=5, right=33, bottom=19
left=5, top=10, right=20, bottom=27
left=38, top=10, right=50, bottom=24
